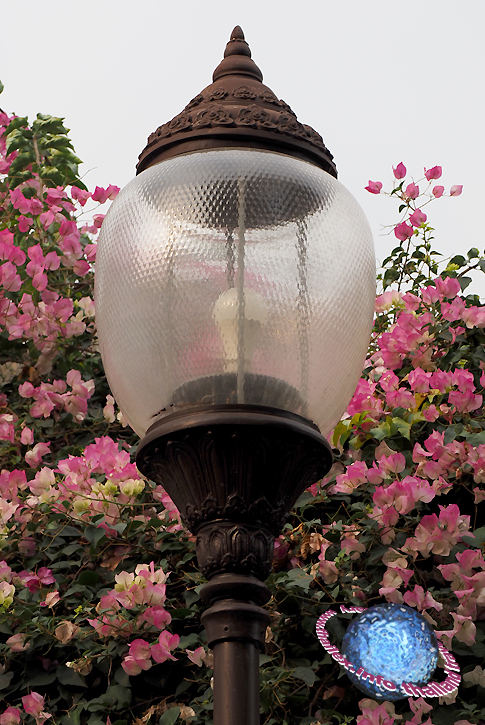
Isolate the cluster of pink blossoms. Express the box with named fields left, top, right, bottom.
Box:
left=18, top=370, right=95, bottom=423
left=89, top=561, right=172, bottom=639
left=0, top=692, right=51, bottom=725
left=86, top=561, right=179, bottom=676
left=365, top=164, right=462, bottom=243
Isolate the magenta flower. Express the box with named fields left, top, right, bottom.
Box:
left=91, top=185, right=120, bottom=204
left=450, top=184, right=463, bottom=196
left=392, top=162, right=406, bottom=179
left=365, top=180, right=382, bottom=194
left=409, top=208, right=427, bottom=227
left=424, top=165, right=442, bottom=181
left=394, top=222, right=414, bottom=241
left=71, top=186, right=91, bottom=206
left=405, top=182, right=419, bottom=199
left=18, top=215, right=33, bottom=233
left=432, top=185, right=445, bottom=198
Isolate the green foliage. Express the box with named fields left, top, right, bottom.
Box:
left=1, top=115, right=484, bottom=725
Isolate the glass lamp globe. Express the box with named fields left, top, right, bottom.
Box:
left=95, top=148, right=375, bottom=438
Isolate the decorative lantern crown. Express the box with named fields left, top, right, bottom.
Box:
left=137, top=26, right=337, bottom=177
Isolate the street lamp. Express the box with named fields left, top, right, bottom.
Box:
left=95, top=26, right=375, bottom=725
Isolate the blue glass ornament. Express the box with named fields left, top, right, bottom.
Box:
left=341, top=603, right=439, bottom=701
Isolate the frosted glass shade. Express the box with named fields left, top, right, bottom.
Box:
left=95, top=149, right=375, bottom=437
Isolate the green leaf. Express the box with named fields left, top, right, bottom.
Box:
left=392, top=417, right=411, bottom=440
left=463, top=430, right=485, bottom=446
left=0, top=80, right=4, bottom=94
left=57, top=664, right=87, bottom=687
left=369, top=420, right=391, bottom=441
left=84, top=525, right=107, bottom=551
left=0, top=671, right=14, bottom=690
left=468, top=248, right=480, bottom=259
left=291, top=666, right=316, bottom=687
left=77, top=570, right=100, bottom=586
left=444, top=424, right=463, bottom=445
left=159, top=707, right=180, bottom=725
left=5, top=116, right=29, bottom=135
left=284, top=568, right=313, bottom=592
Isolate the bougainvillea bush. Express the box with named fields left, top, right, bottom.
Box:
left=0, top=94, right=484, bottom=725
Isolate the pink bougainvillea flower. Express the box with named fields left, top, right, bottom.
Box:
left=432, top=185, right=445, bottom=198
left=151, top=630, right=179, bottom=664
left=0, top=706, right=21, bottom=725
left=70, top=185, right=91, bottom=206
left=20, top=426, right=34, bottom=445
left=409, top=208, right=427, bottom=227
left=405, top=182, right=419, bottom=199
left=91, top=185, right=120, bottom=204
left=403, top=584, right=443, bottom=611
left=6, top=633, right=30, bottom=652
left=393, top=162, right=406, bottom=179
left=122, top=639, right=153, bottom=675
left=450, top=184, right=463, bottom=196
left=394, top=222, right=414, bottom=241
left=424, top=165, right=442, bottom=181
left=18, top=215, right=34, bottom=233
left=186, top=646, right=206, bottom=667
left=365, top=180, right=382, bottom=194
left=40, top=590, right=60, bottom=608
left=25, top=442, right=51, bottom=467
left=22, top=692, right=51, bottom=725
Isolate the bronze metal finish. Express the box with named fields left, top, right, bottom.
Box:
left=137, top=26, right=337, bottom=177
left=136, top=404, right=332, bottom=579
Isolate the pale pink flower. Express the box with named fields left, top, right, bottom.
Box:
left=403, top=584, right=442, bottom=611
left=450, top=185, right=463, bottom=196
left=25, top=442, right=51, bottom=467
left=122, top=639, right=153, bottom=675
left=103, top=395, right=116, bottom=423
left=151, top=630, right=179, bottom=663
left=54, top=621, right=79, bottom=643
left=186, top=646, right=206, bottom=667
left=432, top=185, right=444, bottom=198
left=6, top=633, right=30, bottom=652
left=40, top=590, right=60, bottom=608
left=0, top=706, right=21, bottom=725
left=375, top=290, right=403, bottom=312
left=20, top=426, right=34, bottom=445
left=319, top=560, right=338, bottom=584
left=22, top=693, right=51, bottom=725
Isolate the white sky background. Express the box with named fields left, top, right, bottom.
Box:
left=2, top=0, right=485, bottom=295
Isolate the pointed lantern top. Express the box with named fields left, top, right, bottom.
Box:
left=137, top=27, right=337, bottom=177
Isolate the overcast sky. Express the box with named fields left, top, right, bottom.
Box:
left=2, top=1, right=485, bottom=294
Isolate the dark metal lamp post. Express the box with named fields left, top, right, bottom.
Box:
left=95, top=27, right=375, bottom=725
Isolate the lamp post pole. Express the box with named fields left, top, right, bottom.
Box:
left=136, top=407, right=332, bottom=725
left=95, top=26, right=376, bottom=725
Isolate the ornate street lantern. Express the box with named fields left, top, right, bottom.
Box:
left=95, top=27, right=375, bottom=725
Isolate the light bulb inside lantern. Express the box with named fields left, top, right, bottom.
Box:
left=213, top=287, right=268, bottom=374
